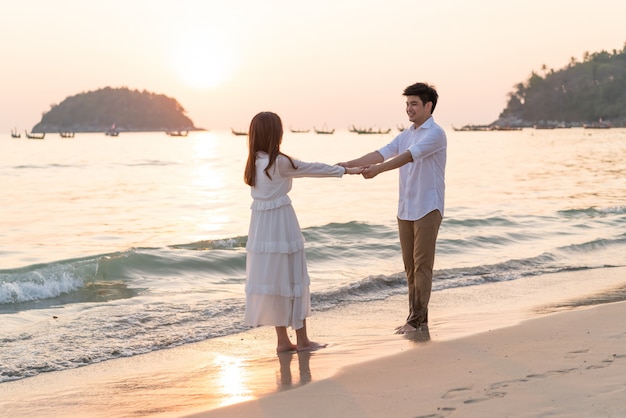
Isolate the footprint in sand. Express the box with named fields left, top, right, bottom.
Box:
left=564, top=348, right=589, bottom=358
left=441, top=386, right=473, bottom=400
left=526, top=367, right=577, bottom=379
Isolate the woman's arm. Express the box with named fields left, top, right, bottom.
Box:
left=277, top=156, right=349, bottom=178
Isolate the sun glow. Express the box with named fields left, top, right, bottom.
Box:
left=170, top=26, right=237, bottom=89
left=214, top=354, right=254, bottom=407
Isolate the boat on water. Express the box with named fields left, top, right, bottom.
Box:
left=289, top=127, right=310, bottom=133
left=452, top=124, right=492, bottom=131
left=492, top=125, right=523, bottom=131
left=25, top=130, right=45, bottom=139
left=105, top=124, right=120, bottom=136
left=165, top=130, right=189, bottom=137
left=59, top=132, right=75, bottom=138
left=583, top=122, right=612, bottom=129
left=11, top=128, right=20, bottom=138
left=349, top=125, right=391, bottom=134
left=231, top=128, right=247, bottom=136
left=452, top=124, right=522, bottom=131
left=314, top=127, right=335, bottom=134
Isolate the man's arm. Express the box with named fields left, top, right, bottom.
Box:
left=362, top=150, right=412, bottom=179
left=337, top=151, right=384, bottom=168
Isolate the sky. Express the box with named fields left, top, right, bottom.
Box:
left=1, top=0, right=625, bottom=132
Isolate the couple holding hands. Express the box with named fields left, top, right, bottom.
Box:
left=243, top=82, right=447, bottom=353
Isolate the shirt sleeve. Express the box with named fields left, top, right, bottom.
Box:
left=377, top=134, right=402, bottom=160
left=277, top=155, right=345, bottom=178
left=408, top=125, right=447, bottom=161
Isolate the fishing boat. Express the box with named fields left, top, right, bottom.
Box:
left=314, top=127, right=335, bottom=134
left=11, top=128, right=20, bottom=138
left=25, top=130, right=45, bottom=139
left=289, top=127, right=310, bottom=133
left=350, top=126, right=391, bottom=134
left=492, top=125, right=523, bottom=131
left=105, top=124, right=120, bottom=136
left=452, top=124, right=492, bottom=131
left=583, top=121, right=612, bottom=129
left=231, top=128, right=247, bottom=136
left=165, top=130, right=189, bottom=137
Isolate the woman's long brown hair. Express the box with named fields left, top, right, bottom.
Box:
left=244, top=112, right=297, bottom=187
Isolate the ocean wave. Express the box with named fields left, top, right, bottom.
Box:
left=123, top=159, right=182, bottom=167
left=303, top=221, right=397, bottom=241
left=320, top=247, right=625, bottom=305
left=5, top=217, right=625, bottom=309
left=312, top=272, right=407, bottom=309
left=171, top=236, right=247, bottom=250
left=559, top=235, right=626, bottom=253
left=0, top=258, right=98, bottom=306
left=11, top=163, right=86, bottom=170
left=558, top=205, right=626, bottom=217
left=0, top=246, right=248, bottom=307
left=443, top=215, right=518, bottom=228
left=311, top=251, right=600, bottom=309
left=0, top=296, right=249, bottom=382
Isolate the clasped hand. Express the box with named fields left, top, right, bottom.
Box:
left=338, top=164, right=380, bottom=179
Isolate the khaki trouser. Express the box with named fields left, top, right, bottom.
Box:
left=397, top=210, right=442, bottom=327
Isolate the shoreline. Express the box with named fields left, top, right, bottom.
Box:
left=193, top=299, right=626, bottom=418
left=1, top=267, right=625, bottom=417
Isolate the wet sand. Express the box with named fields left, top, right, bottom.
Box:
left=1, top=267, right=625, bottom=417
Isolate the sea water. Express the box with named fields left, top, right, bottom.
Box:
left=1, top=127, right=625, bottom=382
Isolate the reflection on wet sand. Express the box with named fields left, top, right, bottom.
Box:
left=277, top=350, right=313, bottom=389
left=404, top=325, right=431, bottom=343
left=213, top=354, right=255, bottom=407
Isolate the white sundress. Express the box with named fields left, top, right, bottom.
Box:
left=245, top=152, right=345, bottom=330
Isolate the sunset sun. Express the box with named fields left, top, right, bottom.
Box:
left=170, top=27, right=237, bottom=89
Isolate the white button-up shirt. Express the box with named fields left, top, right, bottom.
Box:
left=377, top=117, right=447, bottom=221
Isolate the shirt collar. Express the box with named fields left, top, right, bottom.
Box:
left=411, top=116, right=434, bottom=130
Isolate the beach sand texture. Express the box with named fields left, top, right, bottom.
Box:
left=194, top=300, right=626, bottom=418
left=1, top=267, right=625, bottom=418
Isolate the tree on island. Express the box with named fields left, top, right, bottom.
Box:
left=31, top=87, right=198, bottom=133
left=497, top=41, right=626, bottom=127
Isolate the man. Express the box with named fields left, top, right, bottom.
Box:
left=340, top=82, right=446, bottom=334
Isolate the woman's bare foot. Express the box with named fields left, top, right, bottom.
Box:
left=277, top=342, right=297, bottom=353
left=296, top=341, right=327, bottom=352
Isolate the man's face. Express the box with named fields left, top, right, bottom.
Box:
left=405, top=95, right=431, bottom=125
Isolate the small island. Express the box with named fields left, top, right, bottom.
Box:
left=31, top=87, right=199, bottom=134
left=491, top=42, right=626, bottom=128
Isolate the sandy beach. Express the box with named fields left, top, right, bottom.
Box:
left=194, top=302, right=626, bottom=418
left=2, top=267, right=625, bottom=417
left=192, top=300, right=626, bottom=418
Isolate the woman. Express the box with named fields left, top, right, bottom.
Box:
left=243, top=111, right=361, bottom=352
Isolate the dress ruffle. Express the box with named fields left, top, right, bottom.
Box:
left=245, top=239, right=304, bottom=254
left=245, top=250, right=310, bottom=329
left=250, top=195, right=292, bottom=211
left=246, top=204, right=305, bottom=254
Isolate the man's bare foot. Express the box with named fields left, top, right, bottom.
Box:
left=296, top=341, right=327, bottom=352
left=394, top=323, right=417, bottom=334
left=277, top=343, right=297, bottom=353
